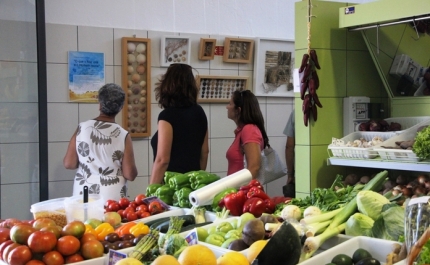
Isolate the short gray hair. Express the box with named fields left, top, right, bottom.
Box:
left=98, top=83, right=125, bottom=116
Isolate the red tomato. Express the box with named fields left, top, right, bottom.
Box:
left=134, top=194, right=146, bottom=206
left=123, top=207, right=135, bottom=215
left=64, top=253, right=84, bottom=264
left=56, top=235, right=80, bottom=256
left=61, top=221, right=86, bottom=239
left=118, top=198, right=130, bottom=209
left=0, top=228, right=10, bottom=244
left=0, top=219, right=22, bottom=229
left=10, top=224, right=37, bottom=245
left=148, top=201, right=163, bottom=215
left=81, top=240, right=104, bottom=259
left=42, top=250, right=64, bottom=265
left=0, top=240, right=15, bottom=261
left=136, top=204, right=148, bottom=212
left=8, top=245, right=32, bottom=265
left=137, top=211, right=151, bottom=219
left=128, top=202, right=137, bottom=210
left=79, top=234, right=98, bottom=245
left=126, top=212, right=138, bottom=222
left=104, top=200, right=116, bottom=210
left=117, top=209, right=125, bottom=218
left=107, top=202, right=120, bottom=212
left=40, top=226, right=62, bottom=239
left=27, top=231, right=57, bottom=253
left=32, top=218, right=56, bottom=230
left=25, top=260, right=45, bottom=265
left=2, top=243, right=20, bottom=262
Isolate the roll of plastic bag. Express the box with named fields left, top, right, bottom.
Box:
left=189, top=169, right=252, bottom=207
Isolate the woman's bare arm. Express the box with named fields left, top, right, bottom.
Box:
left=63, top=129, right=79, bottom=169
left=200, top=130, right=209, bottom=170
left=122, top=134, right=138, bottom=181
left=243, top=142, right=261, bottom=179
left=150, top=120, right=173, bottom=184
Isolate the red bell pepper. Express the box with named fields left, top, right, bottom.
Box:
left=223, top=191, right=247, bottom=216
left=240, top=179, right=264, bottom=194
left=247, top=186, right=270, bottom=200
left=264, top=198, right=276, bottom=214
left=242, top=197, right=266, bottom=217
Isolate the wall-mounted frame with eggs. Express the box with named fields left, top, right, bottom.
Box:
left=121, top=37, right=151, bottom=138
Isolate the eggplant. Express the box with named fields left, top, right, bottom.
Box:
left=251, top=221, right=301, bottom=265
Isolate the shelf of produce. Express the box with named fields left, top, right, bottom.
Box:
left=327, top=157, right=430, bottom=171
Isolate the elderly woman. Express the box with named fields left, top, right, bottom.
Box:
left=63, top=83, right=137, bottom=201
left=226, top=90, right=269, bottom=179
left=150, top=63, right=209, bottom=184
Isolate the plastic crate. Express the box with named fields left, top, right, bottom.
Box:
left=374, top=119, right=430, bottom=162
left=328, top=131, right=396, bottom=159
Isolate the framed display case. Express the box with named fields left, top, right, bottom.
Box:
left=253, top=38, right=295, bottom=97
left=198, top=38, right=216, bottom=60
left=121, top=37, right=151, bottom=137
left=223, top=37, right=255, bottom=63
left=196, top=75, right=249, bottom=103
left=160, top=36, right=191, bottom=67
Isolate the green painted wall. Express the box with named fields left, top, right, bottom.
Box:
left=294, top=1, right=389, bottom=198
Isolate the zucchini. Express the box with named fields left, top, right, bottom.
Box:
left=180, top=221, right=213, bottom=232
left=150, top=214, right=196, bottom=232
left=146, top=217, right=171, bottom=228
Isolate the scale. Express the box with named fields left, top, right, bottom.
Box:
left=343, top=97, right=370, bottom=136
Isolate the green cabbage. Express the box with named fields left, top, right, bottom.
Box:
left=356, top=190, right=390, bottom=220
left=345, top=213, right=374, bottom=237
left=371, top=203, right=405, bottom=241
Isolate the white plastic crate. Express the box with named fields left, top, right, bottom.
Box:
left=328, top=131, right=396, bottom=159
left=300, top=236, right=403, bottom=265
left=374, top=119, right=430, bottom=162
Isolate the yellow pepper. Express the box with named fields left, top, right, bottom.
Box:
left=95, top=222, right=114, bottom=241
left=129, top=222, right=149, bottom=237
left=84, top=224, right=97, bottom=236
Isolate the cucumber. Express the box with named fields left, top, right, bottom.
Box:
left=180, top=221, right=213, bottom=232
left=145, top=217, right=170, bottom=228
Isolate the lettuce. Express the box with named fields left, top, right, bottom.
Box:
left=345, top=213, right=374, bottom=237
left=413, top=125, right=430, bottom=159
left=356, top=190, right=390, bottom=220
left=371, top=203, right=405, bottom=241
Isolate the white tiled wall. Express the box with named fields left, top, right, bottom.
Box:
left=0, top=21, right=293, bottom=219
left=45, top=23, right=294, bottom=198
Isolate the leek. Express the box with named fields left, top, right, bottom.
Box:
left=300, top=207, right=343, bottom=225
left=300, top=170, right=389, bottom=261
left=305, top=220, right=331, bottom=237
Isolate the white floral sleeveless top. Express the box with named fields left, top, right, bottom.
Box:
left=72, top=119, right=129, bottom=201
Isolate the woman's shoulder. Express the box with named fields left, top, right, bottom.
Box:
left=243, top=124, right=259, bottom=132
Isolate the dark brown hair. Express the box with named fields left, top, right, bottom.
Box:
left=233, top=90, right=269, bottom=148
left=154, top=63, right=198, bottom=108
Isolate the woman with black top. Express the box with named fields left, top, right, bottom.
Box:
left=150, top=63, right=209, bottom=184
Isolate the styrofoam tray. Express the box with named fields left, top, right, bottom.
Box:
left=299, top=236, right=403, bottom=265
left=374, top=119, right=430, bottom=162
left=328, top=131, right=395, bottom=159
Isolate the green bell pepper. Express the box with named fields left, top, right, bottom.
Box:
left=154, top=184, right=175, bottom=205
left=172, top=187, right=193, bottom=208
left=188, top=171, right=220, bottom=190
left=145, top=183, right=162, bottom=197
left=168, top=173, right=191, bottom=190
left=164, top=171, right=182, bottom=184
left=211, top=187, right=237, bottom=212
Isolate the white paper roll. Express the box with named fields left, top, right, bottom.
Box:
left=189, top=169, right=252, bottom=207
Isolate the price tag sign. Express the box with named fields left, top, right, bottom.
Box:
left=107, top=249, right=127, bottom=265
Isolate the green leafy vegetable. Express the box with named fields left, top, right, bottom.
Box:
left=413, top=126, right=430, bottom=159
left=371, top=203, right=404, bottom=241
left=356, top=190, right=390, bottom=220
left=345, top=212, right=374, bottom=237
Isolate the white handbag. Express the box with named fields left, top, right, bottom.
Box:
left=244, top=145, right=288, bottom=185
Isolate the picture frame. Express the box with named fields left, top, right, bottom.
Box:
left=160, top=36, right=191, bottom=67
left=253, top=38, right=295, bottom=97
left=198, top=38, right=216, bottom=60
left=223, top=37, right=255, bottom=63
left=121, top=37, right=151, bottom=138
left=196, top=75, right=249, bottom=103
